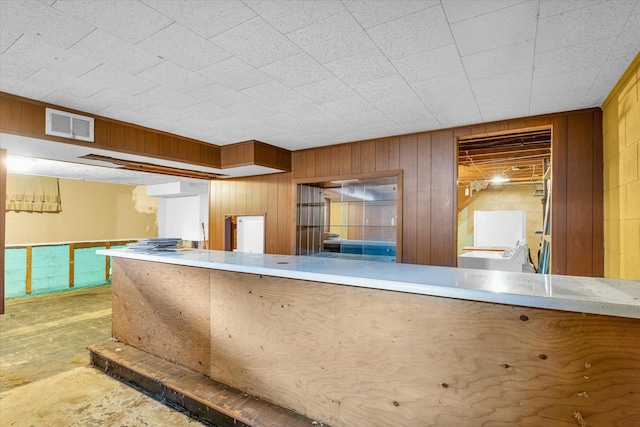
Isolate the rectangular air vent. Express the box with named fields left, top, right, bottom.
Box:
left=45, top=108, right=94, bottom=142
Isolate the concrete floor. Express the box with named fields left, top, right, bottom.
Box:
left=0, top=285, right=205, bottom=426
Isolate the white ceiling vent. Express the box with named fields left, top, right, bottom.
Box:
left=45, top=108, right=94, bottom=142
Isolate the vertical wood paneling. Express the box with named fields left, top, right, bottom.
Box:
left=416, top=135, right=432, bottom=264
left=388, top=138, right=400, bottom=170
left=304, top=150, right=316, bottom=179
left=360, top=141, right=376, bottom=173
left=351, top=142, right=361, bottom=174
left=292, top=151, right=305, bottom=179
left=94, top=120, right=110, bottom=146
left=316, top=148, right=331, bottom=177
left=430, top=131, right=456, bottom=267
left=330, top=147, right=341, bottom=176
left=399, top=135, right=418, bottom=263
left=236, top=180, right=247, bottom=214
left=375, top=140, right=389, bottom=171
left=111, top=123, right=125, bottom=150
left=551, top=116, right=568, bottom=275
left=21, top=103, right=46, bottom=138
left=0, top=96, right=22, bottom=132
left=266, top=175, right=279, bottom=254
left=592, top=111, right=604, bottom=277
left=144, top=131, right=159, bottom=155
left=278, top=173, right=293, bottom=254
left=0, top=149, right=5, bottom=314
left=124, top=127, right=144, bottom=152
left=566, top=113, right=594, bottom=276
left=338, top=145, right=351, bottom=175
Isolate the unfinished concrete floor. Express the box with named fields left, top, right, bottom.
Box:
left=0, top=285, right=205, bottom=426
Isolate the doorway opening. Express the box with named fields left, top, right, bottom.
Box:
left=457, top=127, right=552, bottom=273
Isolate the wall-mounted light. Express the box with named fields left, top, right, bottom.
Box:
left=490, top=176, right=510, bottom=184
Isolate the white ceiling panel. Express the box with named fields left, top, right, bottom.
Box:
left=294, top=78, right=357, bottom=104
left=137, top=61, right=214, bottom=93
left=244, top=0, right=344, bottom=33
left=0, top=0, right=638, bottom=184
left=393, top=44, right=465, bottom=83
left=0, top=0, right=94, bottom=51
left=141, top=0, right=256, bottom=39
left=197, top=57, right=273, bottom=91
left=324, top=50, right=397, bottom=85
left=451, top=1, right=538, bottom=57
left=345, top=0, right=439, bottom=28
left=210, top=17, right=301, bottom=68
left=352, top=74, right=416, bottom=103
left=535, top=1, right=636, bottom=53
left=77, top=64, right=158, bottom=97
left=136, top=23, right=231, bottom=71
left=52, top=0, right=173, bottom=44
left=470, top=69, right=533, bottom=99
left=463, top=40, right=535, bottom=81
left=68, top=29, right=164, bottom=75
left=259, top=53, right=333, bottom=88
left=366, top=6, right=452, bottom=60
left=286, top=12, right=376, bottom=64
left=534, top=38, right=616, bottom=78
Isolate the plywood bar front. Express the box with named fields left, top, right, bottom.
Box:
left=99, top=249, right=640, bottom=426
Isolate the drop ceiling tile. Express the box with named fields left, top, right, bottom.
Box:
left=352, top=74, right=415, bottom=103
left=476, top=88, right=531, bottom=113
left=287, top=12, right=376, bottom=63
left=142, top=0, right=256, bottom=39
left=180, top=102, right=237, bottom=121
left=344, top=0, right=439, bottom=28
left=69, top=29, right=164, bottom=75
left=385, top=106, right=439, bottom=128
left=275, top=99, right=330, bottom=117
left=2, top=35, right=101, bottom=78
left=432, top=106, right=482, bottom=128
left=342, top=109, right=393, bottom=127
left=608, top=13, right=640, bottom=60
left=463, top=40, right=534, bottom=81
left=413, top=72, right=473, bottom=105
left=197, top=57, right=273, bottom=90
left=0, top=58, right=41, bottom=81
left=189, top=84, right=251, bottom=108
left=77, top=64, right=159, bottom=97
left=421, top=89, right=477, bottom=113
left=531, top=67, right=599, bottom=104
left=321, top=95, right=376, bottom=116
left=226, top=100, right=279, bottom=120
left=240, top=80, right=308, bottom=106
left=451, top=1, right=538, bottom=56
left=294, top=78, right=357, bottom=103
left=534, top=37, right=616, bottom=78
left=372, top=93, right=425, bottom=115
left=53, top=0, right=173, bottom=44
left=40, top=91, right=106, bottom=114
left=28, top=70, right=104, bottom=99
left=441, top=0, right=528, bottom=23
left=530, top=89, right=587, bottom=115
left=138, top=61, right=214, bottom=93
left=259, top=53, right=333, bottom=88
left=136, top=23, right=231, bottom=71
left=393, top=44, right=464, bottom=83
left=133, top=86, right=204, bottom=110
left=470, top=68, right=533, bottom=99
left=91, top=89, right=160, bottom=115
left=210, top=17, right=300, bottom=68
left=324, top=50, right=397, bottom=85
left=244, top=0, right=344, bottom=33
left=481, top=104, right=531, bottom=123
left=538, top=0, right=606, bottom=19
left=0, top=1, right=94, bottom=50
left=536, top=1, right=636, bottom=53
left=366, top=6, right=453, bottom=60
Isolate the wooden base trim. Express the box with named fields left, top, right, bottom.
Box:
left=88, top=341, right=328, bottom=427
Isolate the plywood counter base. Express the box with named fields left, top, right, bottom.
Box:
left=106, top=256, right=640, bottom=427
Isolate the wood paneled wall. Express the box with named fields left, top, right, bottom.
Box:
left=209, top=173, right=294, bottom=255
left=211, top=108, right=604, bottom=275
left=0, top=149, right=6, bottom=315
left=0, top=92, right=220, bottom=168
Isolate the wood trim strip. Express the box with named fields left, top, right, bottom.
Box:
left=69, top=243, right=75, bottom=288
left=0, top=149, right=5, bottom=314
left=26, top=246, right=32, bottom=294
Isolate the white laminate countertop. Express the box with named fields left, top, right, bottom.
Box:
left=97, top=248, right=640, bottom=319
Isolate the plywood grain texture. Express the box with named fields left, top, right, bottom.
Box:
left=111, top=258, right=211, bottom=375
left=209, top=270, right=640, bottom=427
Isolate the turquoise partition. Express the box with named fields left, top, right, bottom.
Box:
left=5, top=248, right=27, bottom=298
left=4, top=243, right=124, bottom=300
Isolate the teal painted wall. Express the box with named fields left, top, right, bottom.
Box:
left=4, top=245, right=124, bottom=299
